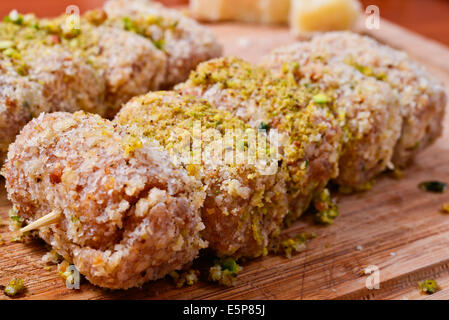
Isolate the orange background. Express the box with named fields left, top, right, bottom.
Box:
left=1, top=0, right=449, bottom=46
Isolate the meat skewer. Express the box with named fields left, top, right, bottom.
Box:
left=2, top=31, right=446, bottom=290
left=19, top=210, right=61, bottom=234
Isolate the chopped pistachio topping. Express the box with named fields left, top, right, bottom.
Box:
left=4, top=10, right=24, bottom=25
left=169, top=269, right=200, bottom=288
left=314, top=188, right=339, bottom=225
left=419, top=279, right=439, bottom=294
left=186, top=57, right=337, bottom=197
left=3, top=278, right=25, bottom=297
left=0, top=8, right=177, bottom=76
left=109, top=13, right=179, bottom=50
left=8, top=207, right=23, bottom=231
left=313, top=93, right=330, bottom=104
left=269, top=233, right=315, bottom=258
left=344, top=55, right=388, bottom=82
left=209, top=258, right=241, bottom=287
left=390, top=167, right=404, bottom=180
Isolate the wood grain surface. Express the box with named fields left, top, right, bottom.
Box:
left=1, top=16, right=449, bottom=300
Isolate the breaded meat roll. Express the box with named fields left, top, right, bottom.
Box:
left=3, top=112, right=206, bottom=289
left=262, top=31, right=447, bottom=169
left=0, top=19, right=106, bottom=160
left=103, top=0, right=223, bottom=88
left=260, top=39, right=403, bottom=190
left=178, top=57, right=342, bottom=220
left=38, top=15, right=167, bottom=117
left=115, top=91, right=289, bottom=258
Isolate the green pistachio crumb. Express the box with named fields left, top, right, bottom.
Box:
left=419, top=181, right=447, bottom=193
left=314, top=188, right=339, bottom=225
left=313, top=93, right=330, bottom=104
left=4, top=11, right=24, bottom=25
left=259, top=122, right=270, bottom=131
left=269, top=233, right=313, bottom=258
left=3, top=278, right=25, bottom=297
left=209, top=258, right=241, bottom=287
left=152, top=39, right=165, bottom=50
left=3, top=47, right=21, bottom=59
left=169, top=269, right=200, bottom=288
left=419, top=279, right=438, bottom=294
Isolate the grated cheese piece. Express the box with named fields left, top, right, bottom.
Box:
left=290, top=0, right=361, bottom=35
left=190, top=0, right=290, bottom=24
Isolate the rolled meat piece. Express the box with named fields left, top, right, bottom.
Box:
left=177, top=57, right=342, bottom=220
left=3, top=111, right=206, bottom=289
left=38, top=15, right=167, bottom=117
left=261, top=31, right=447, bottom=169
left=260, top=38, right=403, bottom=190
left=0, top=19, right=106, bottom=161
left=0, top=2, right=222, bottom=163
left=115, top=91, right=289, bottom=258
left=103, top=0, right=223, bottom=88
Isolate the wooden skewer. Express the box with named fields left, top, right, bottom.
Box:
left=19, top=210, right=62, bottom=234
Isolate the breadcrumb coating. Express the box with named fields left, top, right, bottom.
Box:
left=3, top=112, right=206, bottom=289
left=178, top=57, right=342, bottom=220
left=0, top=1, right=222, bottom=160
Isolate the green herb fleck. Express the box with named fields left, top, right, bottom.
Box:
left=269, top=233, right=314, bottom=258
left=122, top=16, right=136, bottom=32
left=419, top=181, right=447, bottom=193
left=419, top=279, right=439, bottom=294
left=209, top=258, right=241, bottom=287
left=4, top=11, right=24, bottom=25
left=259, top=122, right=270, bottom=131
left=152, top=39, right=165, bottom=50
left=313, top=93, right=330, bottom=104
left=3, top=48, right=20, bottom=59
left=314, top=188, right=339, bottom=225
left=169, top=269, right=199, bottom=288
left=10, top=215, right=21, bottom=222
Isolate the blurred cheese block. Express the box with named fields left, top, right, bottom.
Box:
left=290, top=0, right=361, bottom=35
left=190, top=0, right=290, bottom=24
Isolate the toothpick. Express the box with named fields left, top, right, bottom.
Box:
left=19, top=210, right=62, bottom=234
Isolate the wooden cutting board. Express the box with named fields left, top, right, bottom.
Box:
left=1, top=19, right=449, bottom=300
